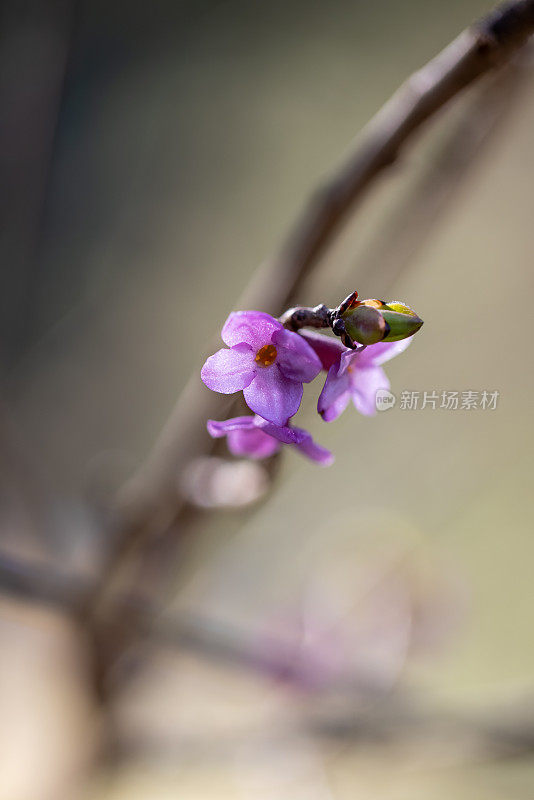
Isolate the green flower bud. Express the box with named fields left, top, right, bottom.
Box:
left=341, top=299, right=423, bottom=345
left=342, top=304, right=387, bottom=345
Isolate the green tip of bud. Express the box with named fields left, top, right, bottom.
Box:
left=341, top=299, right=423, bottom=345
left=381, top=301, right=423, bottom=341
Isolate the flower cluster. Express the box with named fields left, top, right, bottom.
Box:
left=201, top=304, right=418, bottom=466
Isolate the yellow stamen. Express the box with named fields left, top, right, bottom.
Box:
left=255, top=343, right=277, bottom=367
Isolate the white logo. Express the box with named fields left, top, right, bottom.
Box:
left=375, top=389, right=396, bottom=411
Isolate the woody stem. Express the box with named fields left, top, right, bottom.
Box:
left=279, top=304, right=332, bottom=331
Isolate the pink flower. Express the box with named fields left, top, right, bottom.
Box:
left=207, top=416, right=334, bottom=466
left=201, top=311, right=322, bottom=426
left=317, top=337, right=412, bottom=420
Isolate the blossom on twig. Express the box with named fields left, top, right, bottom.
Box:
left=202, top=295, right=422, bottom=466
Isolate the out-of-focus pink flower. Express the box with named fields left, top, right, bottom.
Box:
left=201, top=311, right=321, bottom=426
left=207, top=415, right=333, bottom=466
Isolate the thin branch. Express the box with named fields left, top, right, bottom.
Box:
left=279, top=303, right=331, bottom=331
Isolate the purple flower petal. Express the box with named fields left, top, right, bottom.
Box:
left=227, top=427, right=281, bottom=459
left=350, top=365, right=389, bottom=416
left=207, top=415, right=333, bottom=466
left=201, top=344, right=255, bottom=394
left=355, top=337, right=412, bottom=367
left=259, top=418, right=333, bottom=465
left=295, top=434, right=334, bottom=466
left=257, top=418, right=306, bottom=445
left=244, top=366, right=303, bottom=425
left=322, top=390, right=352, bottom=422
left=336, top=348, right=357, bottom=377
left=299, top=330, right=346, bottom=371
left=207, top=416, right=257, bottom=437
left=317, top=365, right=351, bottom=422
left=221, top=311, right=282, bottom=349
left=272, top=329, right=322, bottom=383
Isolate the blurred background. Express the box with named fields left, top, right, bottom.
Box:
left=1, top=0, right=534, bottom=798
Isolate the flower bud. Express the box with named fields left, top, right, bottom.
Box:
left=341, top=304, right=387, bottom=345
left=341, top=299, right=423, bottom=345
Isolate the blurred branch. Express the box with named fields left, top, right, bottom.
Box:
left=0, top=550, right=87, bottom=612
left=306, top=698, right=534, bottom=762
left=0, top=401, right=93, bottom=612
left=338, top=55, right=533, bottom=300
left=3, top=543, right=532, bottom=767
left=113, top=684, right=534, bottom=763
